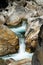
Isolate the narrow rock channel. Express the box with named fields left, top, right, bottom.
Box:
left=0, top=22, right=33, bottom=61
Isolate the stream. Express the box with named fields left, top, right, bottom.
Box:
left=0, top=22, right=33, bottom=61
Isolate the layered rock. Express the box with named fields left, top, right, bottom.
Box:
left=35, top=0, right=43, bottom=6
left=0, top=25, right=19, bottom=56
left=6, top=6, right=26, bottom=26
left=25, top=18, right=43, bottom=52
left=6, top=58, right=31, bottom=65
left=25, top=1, right=38, bottom=10
left=0, top=58, right=31, bottom=65
left=0, top=2, right=27, bottom=26
left=0, top=0, right=43, bottom=26
left=32, top=25, right=43, bottom=65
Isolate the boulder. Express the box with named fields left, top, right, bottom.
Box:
left=32, top=25, right=43, bottom=65
left=6, top=6, right=26, bottom=26
left=0, top=24, right=19, bottom=56
left=6, top=58, right=31, bottom=65
left=25, top=18, right=43, bottom=53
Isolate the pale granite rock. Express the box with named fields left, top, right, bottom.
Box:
left=35, top=0, right=43, bottom=6
left=6, top=58, right=31, bottom=65
left=25, top=18, right=43, bottom=53
left=6, top=6, right=27, bottom=26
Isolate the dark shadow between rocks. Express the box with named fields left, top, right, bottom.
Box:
left=0, top=0, right=8, bottom=10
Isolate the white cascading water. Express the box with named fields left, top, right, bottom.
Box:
left=1, top=22, right=33, bottom=61
left=19, top=37, right=25, bottom=53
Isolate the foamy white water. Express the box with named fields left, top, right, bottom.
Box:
left=0, top=25, right=33, bottom=61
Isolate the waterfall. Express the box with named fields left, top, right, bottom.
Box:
left=0, top=23, right=33, bottom=60
left=19, top=37, right=25, bottom=53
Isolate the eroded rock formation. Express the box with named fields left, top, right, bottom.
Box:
left=0, top=0, right=43, bottom=65
left=0, top=58, right=31, bottom=65
left=32, top=25, right=43, bottom=65
left=25, top=17, right=43, bottom=52
left=0, top=25, right=19, bottom=56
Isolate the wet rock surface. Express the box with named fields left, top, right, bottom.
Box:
left=0, top=58, right=31, bottom=65
left=0, top=58, right=7, bottom=65
left=32, top=25, right=43, bottom=65
left=7, top=59, right=31, bottom=65
left=0, top=25, right=19, bottom=56
left=0, top=0, right=43, bottom=65
left=25, top=18, right=43, bottom=52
